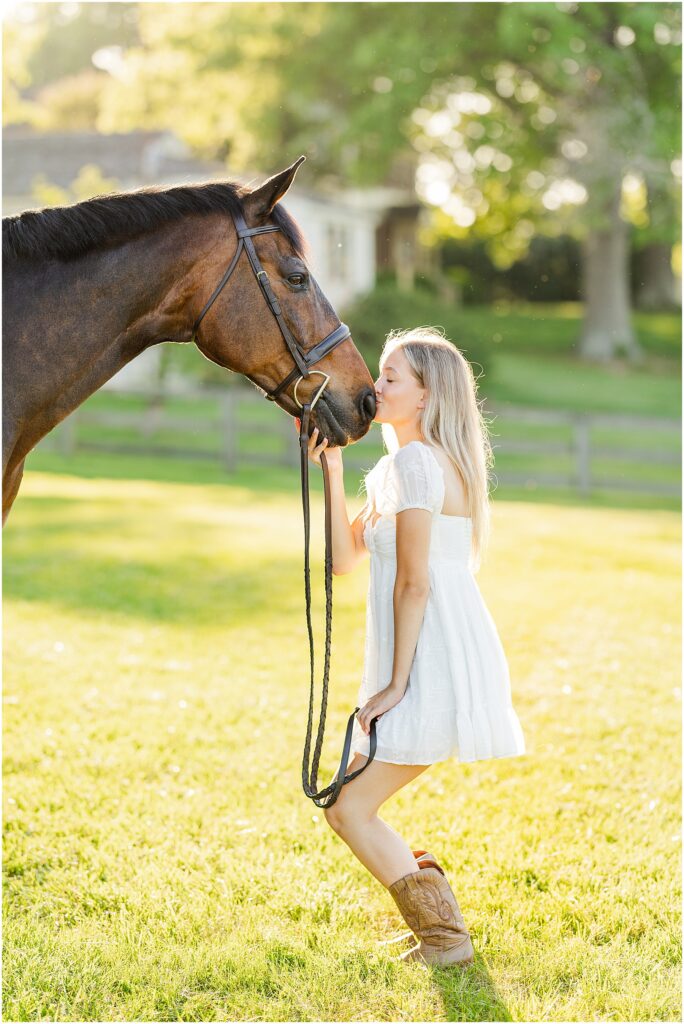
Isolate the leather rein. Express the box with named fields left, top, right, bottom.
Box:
left=192, top=209, right=377, bottom=808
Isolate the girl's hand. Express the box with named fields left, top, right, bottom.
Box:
left=295, top=418, right=343, bottom=471
left=356, top=684, right=405, bottom=736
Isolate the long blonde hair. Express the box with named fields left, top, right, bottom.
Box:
left=368, top=326, right=495, bottom=572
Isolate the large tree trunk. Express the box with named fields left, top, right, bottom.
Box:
left=635, top=242, right=680, bottom=310
left=579, top=182, right=644, bottom=363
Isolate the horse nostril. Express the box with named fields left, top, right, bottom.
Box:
left=361, top=390, right=376, bottom=420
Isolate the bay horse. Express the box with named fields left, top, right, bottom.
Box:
left=2, top=157, right=376, bottom=523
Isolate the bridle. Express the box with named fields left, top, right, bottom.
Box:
left=193, top=209, right=353, bottom=409
left=192, top=208, right=377, bottom=808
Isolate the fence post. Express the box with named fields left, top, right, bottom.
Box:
left=574, top=415, right=591, bottom=496
left=220, top=390, right=237, bottom=471
left=280, top=410, right=300, bottom=468
left=142, top=390, right=163, bottom=438
left=58, top=410, right=77, bottom=456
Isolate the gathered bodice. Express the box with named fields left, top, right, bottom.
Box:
left=361, top=441, right=473, bottom=568
left=364, top=513, right=473, bottom=566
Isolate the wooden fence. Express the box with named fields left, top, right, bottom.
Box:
left=484, top=402, right=680, bottom=498
left=40, top=387, right=681, bottom=499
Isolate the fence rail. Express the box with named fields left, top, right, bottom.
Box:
left=39, top=387, right=681, bottom=499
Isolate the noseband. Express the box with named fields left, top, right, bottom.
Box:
left=192, top=209, right=377, bottom=807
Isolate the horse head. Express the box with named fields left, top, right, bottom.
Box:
left=191, top=157, right=376, bottom=446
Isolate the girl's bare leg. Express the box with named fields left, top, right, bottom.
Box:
left=324, top=753, right=430, bottom=888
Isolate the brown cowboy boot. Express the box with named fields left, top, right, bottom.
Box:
left=387, top=866, right=474, bottom=967
left=378, top=851, right=445, bottom=947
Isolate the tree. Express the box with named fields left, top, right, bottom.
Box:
left=6, top=2, right=681, bottom=362
left=253, top=1, right=681, bottom=361
left=97, top=1, right=680, bottom=362
left=2, top=8, right=46, bottom=126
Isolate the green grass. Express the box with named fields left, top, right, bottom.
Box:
left=3, top=465, right=681, bottom=1021
left=486, top=350, right=681, bottom=417
left=452, top=302, right=681, bottom=360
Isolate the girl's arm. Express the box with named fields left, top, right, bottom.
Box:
left=298, top=423, right=368, bottom=575
left=389, top=507, right=431, bottom=692
left=327, top=461, right=369, bottom=575
left=356, top=509, right=431, bottom=735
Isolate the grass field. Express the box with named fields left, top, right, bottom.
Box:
left=3, top=457, right=681, bottom=1022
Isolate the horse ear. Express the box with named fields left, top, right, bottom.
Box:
left=246, top=156, right=306, bottom=221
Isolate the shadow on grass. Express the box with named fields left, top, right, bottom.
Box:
left=4, top=498, right=309, bottom=626
left=428, top=958, right=513, bottom=1021
left=5, top=549, right=305, bottom=626
left=23, top=449, right=363, bottom=500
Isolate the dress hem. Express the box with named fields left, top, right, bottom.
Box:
left=349, top=746, right=527, bottom=767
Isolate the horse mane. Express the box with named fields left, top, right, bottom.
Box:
left=2, top=180, right=308, bottom=263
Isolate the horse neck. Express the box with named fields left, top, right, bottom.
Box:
left=4, top=218, right=213, bottom=467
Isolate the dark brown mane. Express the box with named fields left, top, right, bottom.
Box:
left=2, top=180, right=308, bottom=263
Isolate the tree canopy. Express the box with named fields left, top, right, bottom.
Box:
left=6, top=2, right=680, bottom=272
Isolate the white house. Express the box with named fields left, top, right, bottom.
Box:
left=283, top=189, right=380, bottom=311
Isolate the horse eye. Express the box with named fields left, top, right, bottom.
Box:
left=288, top=273, right=306, bottom=287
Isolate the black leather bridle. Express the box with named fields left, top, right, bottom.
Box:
left=192, top=208, right=377, bottom=808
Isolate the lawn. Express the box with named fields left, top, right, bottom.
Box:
left=3, top=462, right=681, bottom=1022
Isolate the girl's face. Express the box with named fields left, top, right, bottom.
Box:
left=373, top=347, right=425, bottom=426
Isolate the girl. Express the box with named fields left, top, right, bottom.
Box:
left=298, top=327, right=526, bottom=968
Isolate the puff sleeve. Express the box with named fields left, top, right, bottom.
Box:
left=376, top=442, right=444, bottom=516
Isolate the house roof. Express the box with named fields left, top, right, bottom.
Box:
left=2, top=128, right=418, bottom=218
left=2, top=128, right=227, bottom=199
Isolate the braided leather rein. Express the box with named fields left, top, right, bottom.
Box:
left=298, top=404, right=377, bottom=808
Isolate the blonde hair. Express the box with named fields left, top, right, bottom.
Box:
left=366, top=326, right=495, bottom=573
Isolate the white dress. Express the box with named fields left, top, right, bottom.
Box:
left=348, top=440, right=526, bottom=766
